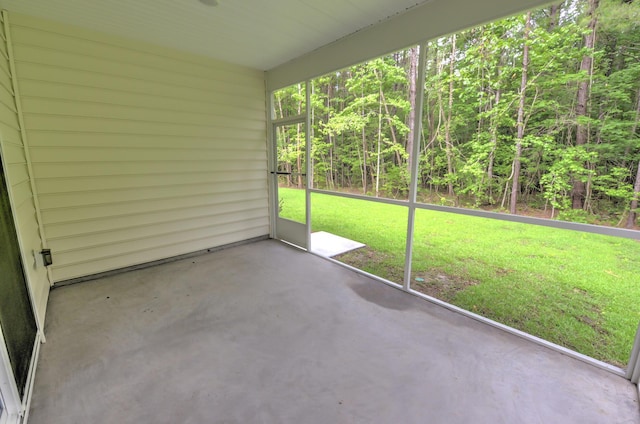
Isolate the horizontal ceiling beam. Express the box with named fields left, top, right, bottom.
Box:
left=266, top=0, right=553, bottom=91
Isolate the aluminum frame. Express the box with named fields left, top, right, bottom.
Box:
left=626, top=325, right=640, bottom=383
left=0, top=121, right=45, bottom=424
left=0, top=318, right=41, bottom=424
left=270, top=111, right=309, bottom=249
left=0, top=326, right=20, bottom=424
left=267, top=35, right=640, bottom=378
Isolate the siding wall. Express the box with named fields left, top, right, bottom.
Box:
left=0, top=12, right=49, bottom=328
left=8, top=13, right=269, bottom=282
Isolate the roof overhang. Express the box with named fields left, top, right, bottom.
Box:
left=267, top=0, right=554, bottom=90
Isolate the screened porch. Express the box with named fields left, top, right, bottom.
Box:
left=0, top=0, right=638, bottom=423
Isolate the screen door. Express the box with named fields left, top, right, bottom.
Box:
left=272, top=119, right=308, bottom=248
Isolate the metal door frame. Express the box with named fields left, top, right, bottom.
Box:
left=0, top=326, right=20, bottom=424
left=0, top=141, right=42, bottom=423
left=268, top=84, right=312, bottom=250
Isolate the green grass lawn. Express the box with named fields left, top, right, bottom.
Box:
left=279, top=187, right=640, bottom=366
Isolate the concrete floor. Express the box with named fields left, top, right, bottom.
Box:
left=29, top=240, right=639, bottom=424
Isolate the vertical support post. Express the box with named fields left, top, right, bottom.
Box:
left=266, top=87, right=277, bottom=240
left=403, top=42, right=428, bottom=291
left=627, top=321, right=640, bottom=382
left=305, top=80, right=312, bottom=250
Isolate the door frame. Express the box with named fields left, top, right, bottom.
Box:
left=268, top=84, right=312, bottom=249
left=0, top=327, right=39, bottom=424
left=0, top=325, right=21, bottom=424
left=0, top=141, right=43, bottom=423
left=0, top=139, right=45, bottom=338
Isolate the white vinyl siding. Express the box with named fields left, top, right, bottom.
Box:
left=0, top=12, right=49, bottom=328
left=8, top=13, right=268, bottom=282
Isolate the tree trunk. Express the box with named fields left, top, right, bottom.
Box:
left=296, top=84, right=303, bottom=189
left=487, top=52, right=504, bottom=204
left=548, top=3, right=561, bottom=31
left=626, top=89, right=640, bottom=228
left=444, top=34, right=456, bottom=197
left=425, top=42, right=440, bottom=192
left=360, top=84, right=368, bottom=194
left=628, top=161, right=640, bottom=229
left=374, top=70, right=402, bottom=165
left=355, top=132, right=365, bottom=193
left=510, top=11, right=531, bottom=215
left=326, top=81, right=335, bottom=189
left=572, top=0, right=599, bottom=210
left=286, top=161, right=292, bottom=187
left=309, top=81, right=315, bottom=189
left=296, top=125, right=303, bottom=188
left=362, top=126, right=368, bottom=194
left=376, top=84, right=383, bottom=197
left=406, top=46, right=419, bottom=173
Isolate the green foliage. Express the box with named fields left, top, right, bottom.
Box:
left=540, top=146, right=598, bottom=213
left=557, top=208, right=590, bottom=223
left=594, top=167, right=634, bottom=203
left=382, top=165, right=410, bottom=198
left=275, top=0, right=640, bottom=225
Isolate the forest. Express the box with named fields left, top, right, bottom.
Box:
left=274, top=0, right=640, bottom=227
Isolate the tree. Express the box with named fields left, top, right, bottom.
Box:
left=299, top=0, right=640, bottom=227
left=444, top=34, right=457, bottom=198
left=510, top=11, right=532, bottom=214
left=572, top=0, right=600, bottom=210
left=406, top=46, right=419, bottom=174
left=626, top=89, right=640, bottom=227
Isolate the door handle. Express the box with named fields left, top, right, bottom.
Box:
left=271, top=172, right=307, bottom=176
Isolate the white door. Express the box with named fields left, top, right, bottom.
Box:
left=272, top=119, right=309, bottom=249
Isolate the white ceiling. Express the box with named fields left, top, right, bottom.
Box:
left=0, top=0, right=431, bottom=70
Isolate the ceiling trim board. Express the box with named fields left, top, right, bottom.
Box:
left=266, top=0, right=554, bottom=91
